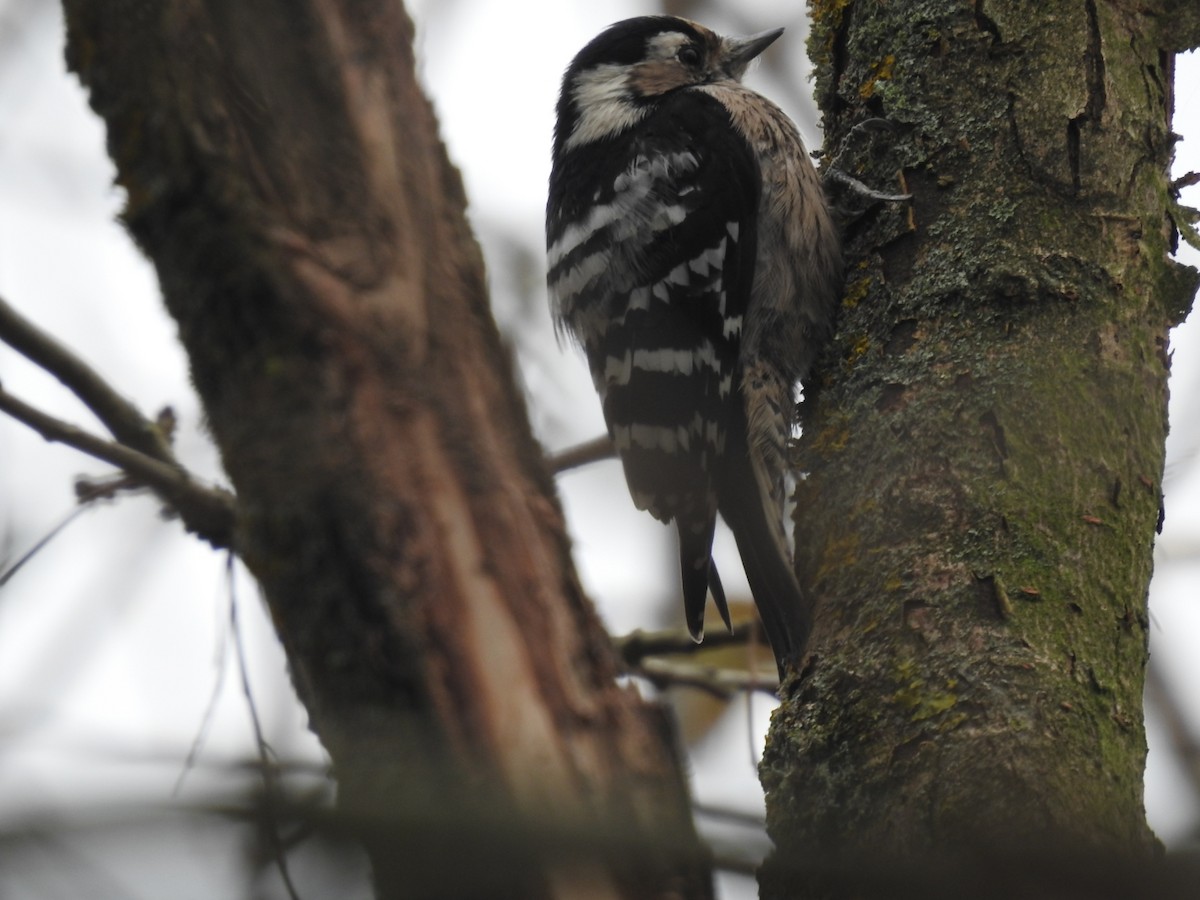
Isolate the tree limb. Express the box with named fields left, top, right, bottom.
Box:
left=548, top=434, right=615, bottom=473
left=0, top=294, right=174, bottom=461
left=630, top=657, right=779, bottom=699
left=613, top=622, right=766, bottom=666
left=60, top=1, right=713, bottom=895
left=0, top=383, right=235, bottom=547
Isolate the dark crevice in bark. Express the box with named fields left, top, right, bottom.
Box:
left=1068, top=117, right=1083, bottom=194
left=1070, top=0, right=1108, bottom=193
left=1083, top=0, right=1108, bottom=121
left=973, top=0, right=1002, bottom=44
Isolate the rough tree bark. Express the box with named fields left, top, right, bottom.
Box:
left=761, top=0, right=1198, bottom=895
left=59, top=2, right=711, bottom=898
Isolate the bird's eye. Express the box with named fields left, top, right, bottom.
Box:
left=678, top=45, right=702, bottom=66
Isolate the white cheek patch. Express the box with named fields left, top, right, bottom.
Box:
left=565, top=64, right=649, bottom=151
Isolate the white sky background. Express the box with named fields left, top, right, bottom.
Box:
left=0, top=2, right=1197, bottom=898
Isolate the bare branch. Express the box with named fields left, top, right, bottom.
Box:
left=0, top=294, right=173, bottom=461
left=614, top=622, right=765, bottom=666
left=0, top=502, right=93, bottom=587
left=0, top=293, right=237, bottom=546
left=630, top=657, right=779, bottom=699
left=227, top=553, right=302, bottom=900
left=0, top=384, right=235, bottom=547
left=548, top=434, right=615, bottom=473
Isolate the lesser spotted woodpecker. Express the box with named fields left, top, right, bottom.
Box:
left=546, top=17, right=840, bottom=673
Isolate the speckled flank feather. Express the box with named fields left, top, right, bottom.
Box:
left=699, top=81, right=841, bottom=388
left=699, top=81, right=840, bottom=586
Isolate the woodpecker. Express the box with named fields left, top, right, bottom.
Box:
left=546, top=17, right=840, bottom=673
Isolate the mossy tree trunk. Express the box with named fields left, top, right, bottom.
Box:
left=59, top=2, right=711, bottom=898
left=762, top=0, right=1198, bottom=893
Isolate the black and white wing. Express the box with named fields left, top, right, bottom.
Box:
left=547, top=91, right=760, bottom=640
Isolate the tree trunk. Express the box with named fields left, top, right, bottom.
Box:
left=762, top=0, right=1198, bottom=894
left=59, top=2, right=711, bottom=898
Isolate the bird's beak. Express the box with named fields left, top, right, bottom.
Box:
left=720, top=27, right=784, bottom=79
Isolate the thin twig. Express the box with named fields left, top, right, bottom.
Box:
left=228, top=554, right=302, bottom=900
left=0, top=293, right=172, bottom=460
left=0, top=502, right=93, bottom=587
left=74, top=471, right=143, bottom=503
left=630, top=657, right=779, bottom=698
left=0, top=475, right=170, bottom=586
left=0, top=383, right=235, bottom=547
left=613, top=623, right=762, bottom=666
left=548, top=434, right=615, bottom=473
left=1171, top=171, right=1200, bottom=193
left=174, top=577, right=234, bottom=796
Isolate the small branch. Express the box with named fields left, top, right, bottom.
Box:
left=1, top=473, right=158, bottom=586
left=1167, top=195, right=1200, bottom=252
left=1172, top=171, right=1200, bottom=193
left=74, top=472, right=142, bottom=503
left=0, top=294, right=237, bottom=546
left=0, top=502, right=93, bottom=587
left=548, top=434, right=615, bottom=473
left=0, top=384, right=235, bottom=547
left=614, top=623, right=763, bottom=667
left=630, top=657, right=779, bottom=699
left=0, top=293, right=173, bottom=460
left=227, top=554, right=303, bottom=900
left=175, top=573, right=233, bottom=795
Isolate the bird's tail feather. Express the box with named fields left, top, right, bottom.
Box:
left=678, top=516, right=730, bottom=641
left=707, top=560, right=732, bottom=633
left=718, top=449, right=813, bottom=675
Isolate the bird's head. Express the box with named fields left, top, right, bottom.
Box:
left=554, top=16, right=783, bottom=154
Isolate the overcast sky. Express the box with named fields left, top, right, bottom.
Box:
left=0, top=3, right=1197, bottom=898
